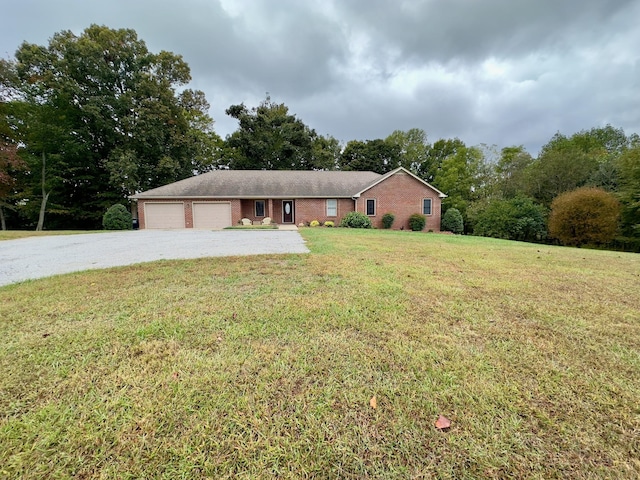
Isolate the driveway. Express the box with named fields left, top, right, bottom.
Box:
left=0, top=229, right=309, bottom=287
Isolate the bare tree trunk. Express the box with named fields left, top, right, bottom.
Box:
left=0, top=206, right=6, bottom=231
left=36, top=152, right=49, bottom=231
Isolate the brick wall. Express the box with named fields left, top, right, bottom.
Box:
left=355, top=171, right=442, bottom=231
left=293, top=198, right=354, bottom=225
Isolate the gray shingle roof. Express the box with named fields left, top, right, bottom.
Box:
left=132, top=170, right=383, bottom=199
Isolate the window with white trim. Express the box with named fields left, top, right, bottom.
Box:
left=423, top=198, right=432, bottom=215
left=326, top=199, right=337, bottom=217
left=366, top=199, right=376, bottom=216
left=255, top=200, right=265, bottom=217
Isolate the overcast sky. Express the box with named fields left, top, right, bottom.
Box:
left=4, top=0, right=640, bottom=155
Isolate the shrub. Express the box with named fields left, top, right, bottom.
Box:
left=381, top=213, right=395, bottom=229
left=441, top=208, right=464, bottom=234
left=340, top=211, right=372, bottom=228
left=468, top=196, right=547, bottom=242
left=408, top=213, right=426, bottom=231
left=310, top=220, right=321, bottom=227
left=103, top=204, right=132, bottom=230
left=324, top=221, right=334, bottom=227
left=548, top=187, right=620, bottom=246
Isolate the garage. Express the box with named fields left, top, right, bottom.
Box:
left=144, top=202, right=185, bottom=229
left=193, top=202, right=232, bottom=229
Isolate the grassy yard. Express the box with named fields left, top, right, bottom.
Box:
left=0, top=230, right=104, bottom=241
left=1, top=229, right=638, bottom=478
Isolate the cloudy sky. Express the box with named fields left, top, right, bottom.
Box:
left=4, top=0, right=640, bottom=155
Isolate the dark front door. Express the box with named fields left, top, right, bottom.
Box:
left=282, top=200, right=294, bottom=223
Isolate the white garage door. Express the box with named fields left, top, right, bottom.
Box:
left=193, top=202, right=232, bottom=229
left=145, top=202, right=185, bottom=229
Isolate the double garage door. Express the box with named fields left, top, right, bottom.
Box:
left=144, top=202, right=231, bottom=229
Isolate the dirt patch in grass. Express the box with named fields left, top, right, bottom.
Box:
left=1, top=229, right=639, bottom=478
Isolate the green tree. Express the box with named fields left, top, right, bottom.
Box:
left=385, top=128, right=429, bottom=172
left=495, top=145, right=534, bottom=199
left=418, top=138, right=465, bottom=183
left=548, top=187, right=620, bottom=246
left=339, top=138, right=401, bottom=173
left=468, top=196, right=547, bottom=243
left=617, top=146, right=640, bottom=236
left=11, top=24, right=216, bottom=229
left=225, top=96, right=322, bottom=170
left=0, top=59, right=26, bottom=229
left=431, top=143, right=484, bottom=220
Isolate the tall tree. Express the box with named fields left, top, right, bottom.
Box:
left=225, top=96, right=319, bottom=170
left=0, top=59, right=26, bottom=229
left=11, top=25, right=217, bottom=228
left=339, top=138, right=400, bottom=173
left=385, top=128, right=430, bottom=172
left=617, top=146, right=640, bottom=236
left=431, top=142, right=484, bottom=220
left=495, top=145, right=535, bottom=199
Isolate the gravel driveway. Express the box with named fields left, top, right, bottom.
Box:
left=0, top=229, right=309, bottom=287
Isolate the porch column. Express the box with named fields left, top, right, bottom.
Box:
left=268, top=199, right=274, bottom=219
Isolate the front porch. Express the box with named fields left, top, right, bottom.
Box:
left=239, top=199, right=296, bottom=225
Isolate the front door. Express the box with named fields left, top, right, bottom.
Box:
left=282, top=200, right=294, bottom=223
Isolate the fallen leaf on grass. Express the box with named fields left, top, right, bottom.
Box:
left=370, top=396, right=377, bottom=409
left=435, top=415, right=451, bottom=430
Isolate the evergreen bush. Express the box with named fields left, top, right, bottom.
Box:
left=103, top=204, right=132, bottom=230
left=381, top=213, right=395, bottom=229
left=441, top=208, right=464, bottom=234
left=408, top=213, right=426, bottom=231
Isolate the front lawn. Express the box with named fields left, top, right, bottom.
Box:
left=1, top=229, right=638, bottom=478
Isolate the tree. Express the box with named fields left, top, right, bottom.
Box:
left=0, top=59, right=26, bottom=229
left=224, top=96, right=328, bottom=170
left=468, top=196, right=547, bottom=243
left=417, top=138, right=465, bottom=183
left=338, top=138, right=401, bottom=173
left=385, top=128, right=429, bottom=172
left=431, top=143, right=484, bottom=220
left=616, top=146, right=640, bottom=236
left=548, top=187, right=620, bottom=246
left=11, top=25, right=216, bottom=229
left=494, top=145, right=534, bottom=199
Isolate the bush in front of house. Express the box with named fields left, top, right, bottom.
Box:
left=408, top=213, right=426, bottom=231
left=324, top=221, right=334, bottom=227
left=340, top=211, right=372, bottom=228
left=441, top=208, right=464, bottom=234
left=310, top=220, right=321, bottom=227
left=103, top=204, right=132, bottom=230
left=381, top=213, right=395, bottom=229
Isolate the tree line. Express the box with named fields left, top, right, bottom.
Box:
left=1, top=26, right=638, bottom=250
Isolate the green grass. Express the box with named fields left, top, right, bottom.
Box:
left=0, top=230, right=105, bottom=241
left=1, top=229, right=639, bottom=478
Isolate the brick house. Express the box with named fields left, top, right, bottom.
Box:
left=131, top=167, right=446, bottom=230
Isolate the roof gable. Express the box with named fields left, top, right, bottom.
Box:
left=354, top=167, right=447, bottom=198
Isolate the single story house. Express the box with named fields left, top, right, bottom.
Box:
left=131, top=167, right=446, bottom=230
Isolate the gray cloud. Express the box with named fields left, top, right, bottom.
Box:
left=4, top=0, right=640, bottom=155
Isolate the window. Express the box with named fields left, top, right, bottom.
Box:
left=423, top=198, right=432, bottom=215
left=326, top=199, right=337, bottom=217
left=366, top=199, right=376, bottom=216
left=255, top=200, right=265, bottom=217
